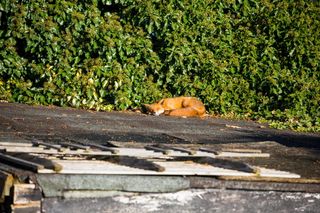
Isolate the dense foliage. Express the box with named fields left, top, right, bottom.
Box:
left=0, top=0, right=319, bottom=131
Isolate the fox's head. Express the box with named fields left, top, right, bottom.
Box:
left=142, top=103, right=165, bottom=116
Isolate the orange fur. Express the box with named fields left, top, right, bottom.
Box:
left=143, top=97, right=206, bottom=117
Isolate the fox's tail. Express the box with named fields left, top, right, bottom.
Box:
left=165, top=107, right=205, bottom=117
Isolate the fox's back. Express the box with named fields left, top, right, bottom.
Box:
left=161, top=97, right=205, bottom=113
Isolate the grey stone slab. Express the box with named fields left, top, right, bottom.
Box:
left=36, top=174, right=190, bottom=197
left=42, top=189, right=320, bottom=213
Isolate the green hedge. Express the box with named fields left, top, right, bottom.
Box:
left=0, top=0, right=319, bottom=131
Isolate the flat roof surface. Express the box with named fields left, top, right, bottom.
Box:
left=0, top=102, right=319, bottom=180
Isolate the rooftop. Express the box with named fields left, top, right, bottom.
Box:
left=0, top=102, right=319, bottom=212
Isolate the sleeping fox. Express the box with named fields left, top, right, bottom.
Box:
left=143, top=97, right=206, bottom=117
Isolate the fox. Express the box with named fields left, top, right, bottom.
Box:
left=143, top=97, right=206, bottom=117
